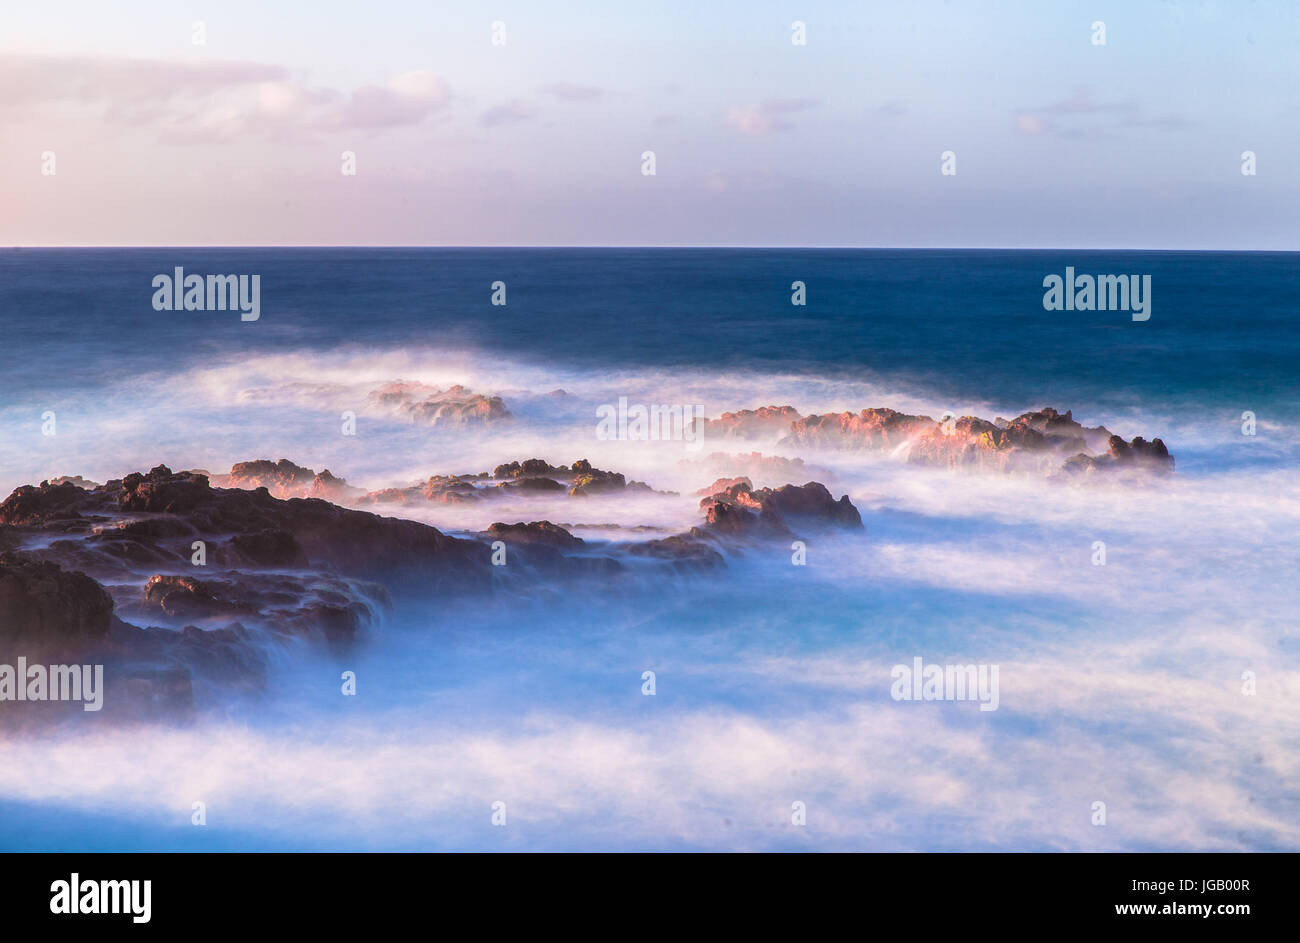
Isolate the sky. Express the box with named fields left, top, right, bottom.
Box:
left=1, top=0, right=1296, bottom=248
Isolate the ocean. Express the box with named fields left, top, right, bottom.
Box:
left=1, top=248, right=1297, bottom=851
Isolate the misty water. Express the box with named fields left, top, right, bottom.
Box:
left=1, top=250, right=1296, bottom=850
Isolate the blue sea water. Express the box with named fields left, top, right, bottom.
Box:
left=1, top=248, right=1296, bottom=415
left=0, top=249, right=1297, bottom=852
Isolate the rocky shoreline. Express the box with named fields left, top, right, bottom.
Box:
left=0, top=402, right=1173, bottom=725
left=0, top=458, right=861, bottom=723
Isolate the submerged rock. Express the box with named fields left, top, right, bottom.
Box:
left=368, top=380, right=511, bottom=426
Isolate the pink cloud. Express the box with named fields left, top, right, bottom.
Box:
left=0, top=54, right=450, bottom=141
left=725, top=98, right=818, bottom=135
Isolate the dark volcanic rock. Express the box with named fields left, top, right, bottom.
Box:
left=698, top=481, right=863, bottom=539
left=0, top=552, right=114, bottom=654
left=142, top=574, right=244, bottom=619
left=0, top=480, right=88, bottom=525
left=626, top=533, right=725, bottom=571
left=227, top=529, right=308, bottom=567
left=484, top=521, right=585, bottom=548
left=1060, top=435, right=1176, bottom=477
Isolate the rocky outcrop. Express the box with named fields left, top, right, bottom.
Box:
left=0, top=552, right=114, bottom=654
left=696, top=476, right=753, bottom=497
left=214, top=459, right=365, bottom=502
left=48, top=475, right=102, bottom=490
left=698, top=481, right=863, bottom=539
left=626, top=533, right=726, bottom=571
left=0, top=456, right=864, bottom=725
left=492, top=458, right=657, bottom=497
left=1060, top=435, right=1175, bottom=476
left=135, top=571, right=387, bottom=648
left=368, top=381, right=511, bottom=426
left=483, top=521, right=585, bottom=549
left=693, top=406, right=803, bottom=441
left=780, top=408, right=936, bottom=452
left=779, top=406, right=1172, bottom=477
left=0, top=464, right=485, bottom=625
left=356, top=458, right=664, bottom=506
left=0, top=480, right=89, bottom=526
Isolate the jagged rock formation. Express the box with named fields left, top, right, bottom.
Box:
left=693, top=406, right=803, bottom=440
left=0, top=459, right=861, bottom=724
left=368, top=380, right=511, bottom=426
left=779, top=406, right=1173, bottom=476
left=214, top=459, right=365, bottom=502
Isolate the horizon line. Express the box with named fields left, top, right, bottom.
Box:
left=4, top=245, right=1299, bottom=253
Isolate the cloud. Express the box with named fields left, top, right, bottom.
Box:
left=540, top=83, right=604, bottom=102
left=480, top=99, right=537, bottom=127
left=1015, top=87, right=1191, bottom=137
left=0, top=53, right=450, bottom=141
left=725, top=98, right=818, bottom=135
left=1015, top=113, right=1048, bottom=135
left=0, top=53, right=285, bottom=108
left=326, top=71, right=449, bottom=129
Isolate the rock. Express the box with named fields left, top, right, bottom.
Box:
left=309, top=469, right=362, bottom=502
left=0, top=480, right=88, bottom=525
left=227, top=529, right=308, bottom=567
left=48, top=475, right=102, bottom=490
left=696, top=406, right=802, bottom=440
left=368, top=380, right=511, bottom=426
left=568, top=459, right=627, bottom=496
left=626, top=533, right=725, bottom=570
left=780, top=408, right=936, bottom=451
left=1000, top=407, right=1114, bottom=453
left=220, top=459, right=316, bottom=497
left=483, top=521, right=584, bottom=548
left=779, top=405, right=1173, bottom=477
left=488, top=458, right=652, bottom=497
left=757, top=482, right=863, bottom=528
left=0, top=552, right=114, bottom=654
left=696, top=476, right=753, bottom=497
left=215, top=460, right=365, bottom=502
left=142, top=574, right=243, bottom=620
left=499, top=476, right=566, bottom=493
left=698, top=481, right=862, bottom=538
left=1060, top=435, right=1175, bottom=477
left=117, top=465, right=211, bottom=513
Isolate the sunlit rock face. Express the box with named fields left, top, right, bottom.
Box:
left=780, top=405, right=1173, bottom=477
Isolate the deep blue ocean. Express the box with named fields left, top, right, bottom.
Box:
left=2, top=248, right=1295, bottom=416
